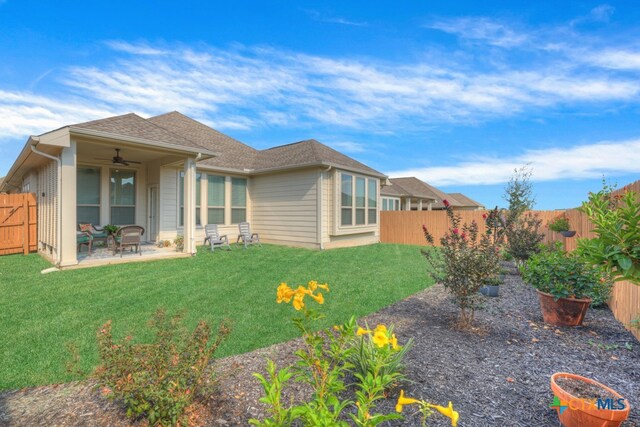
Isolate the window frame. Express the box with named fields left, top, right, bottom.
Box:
left=230, top=177, right=247, bottom=224
left=336, top=171, right=379, bottom=233
left=77, top=165, right=102, bottom=225
left=109, top=168, right=136, bottom=226
left=206, top=174, right=226, bottom=225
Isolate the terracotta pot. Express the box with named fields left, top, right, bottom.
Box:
left=536, top=290, right=591, bottom=326
left=550, top=372, right=630, bottom=427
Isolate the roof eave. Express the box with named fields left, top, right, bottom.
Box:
left=249, top=161, right=387, bottom=178
left=69, top=127, right=218, bottom=159
left=0, top=136, right=40, bottom=192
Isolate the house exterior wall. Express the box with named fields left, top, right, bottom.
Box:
left=251, top=169, right=319, bottom=248
left=36, top=159, right=58, bottom=262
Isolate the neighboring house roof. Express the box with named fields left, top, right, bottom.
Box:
left=148, top=111, right=258, bottom=171
left=380, top=182, right=406, bottom=197
left=384, top=177, right=455, bottom=203
left=448, top=192, right=484, bottom=209
left=70, top=113, right=215, bottom=154
left=0, top=176, right=4, bottom=192
left=254, top=139, right=385, bottom=177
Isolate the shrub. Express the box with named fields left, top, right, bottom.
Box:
left=548, top=215, right=571, bottom=233
left=174, top=235, right=184, bottom=251
left=422, top=201, right=501, bottom=327
left=505, top=212, right=545, bottom=265
left=522, top=244, right=612, bottom=301
left=95, top=309, right=230, bottom=426
left=577, top=184, right=640, bottom=285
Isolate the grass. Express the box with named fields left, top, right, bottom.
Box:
left=0, top=243, right=432, bottom=391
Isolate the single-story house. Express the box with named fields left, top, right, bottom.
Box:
left=380, top=177, right=484, bottom=212
left=432, top=192, right=485, bottom=211
left=380, top=177, right=455, bottom=211
left=0, top=112, right=386, bottom=266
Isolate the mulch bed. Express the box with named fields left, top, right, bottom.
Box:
left=1, top=264, right=638, bottom=426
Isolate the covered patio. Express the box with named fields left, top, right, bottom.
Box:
left=72, top=241, right=190, bottom=269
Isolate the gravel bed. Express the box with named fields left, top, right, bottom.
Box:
left=1, top=264, right=638, bottom=426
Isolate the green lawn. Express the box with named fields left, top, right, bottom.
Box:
left=0, top=243, right=432, bottom=391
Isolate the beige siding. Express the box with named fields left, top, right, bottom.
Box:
left=251, top=169, right=319, bottom=247
left=37, top=160, right=58, bottom=260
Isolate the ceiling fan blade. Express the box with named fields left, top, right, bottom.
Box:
left=122, top=160, right=142, bottom=164
left=94, top=157, right=114, bottom=161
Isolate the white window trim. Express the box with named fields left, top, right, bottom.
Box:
left=382, top=196, right=401, bottom=211
left=110, top=167, right=137, bottom=226
left=77, top=165, right=101, bottom=224
left=332, top=171, right=379, bottom=236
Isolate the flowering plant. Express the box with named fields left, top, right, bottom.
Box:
left=252, top=281, right=410, bottom=426
left=422, top=203, right=501, bottom=327
left=396, top=390, right=459, bottom=426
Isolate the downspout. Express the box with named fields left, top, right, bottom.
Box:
left=318, top=165, right=332, bottom=250
left=30, top=138, right=62, bottom=266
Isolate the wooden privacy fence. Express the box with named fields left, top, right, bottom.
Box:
left=380, top=180, right=640, bottom=340
left=0, top=193, right=37, bottom=255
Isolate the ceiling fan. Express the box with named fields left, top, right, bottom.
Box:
left=95, top=148, right=141, bottom=166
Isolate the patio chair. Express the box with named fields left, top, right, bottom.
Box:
left=110, top=225, right=145, bottom=257
left=203, top=224, right=231, bottom=252
left=78, top=223, right=109, bottom=246
left=77, top=231, right=93, bottom=255
left=237, top=222, right=261, bottom=249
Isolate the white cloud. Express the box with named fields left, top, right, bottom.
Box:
left=387, top=138, right=640, bottom=186
left=426, top=17, right=529, bottom=48
left=306, top=10, right=367, bottom=27
left=582, top=49, right=640, bottom=70
left=327, top=141, right=367, bottom=153
left=1, top=29, right=640, bottom=140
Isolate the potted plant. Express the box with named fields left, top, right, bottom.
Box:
left=174, top=235, right=184, bottom=252
left=548, top=215, right=576, bottom=237
left=103, top=224, right=119, bottom=235
left=550, top=372, right=630, bottom=427
left=480, top=274, right=502, bottom=297
left=522, top=244, right=604, bottom=326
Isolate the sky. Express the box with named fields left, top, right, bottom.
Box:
left=1, top=1, right=639, bottom=209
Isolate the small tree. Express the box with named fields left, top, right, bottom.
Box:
left=502, top=166, right=544, bottom=264
left=422, top=201, right=501, bottom=328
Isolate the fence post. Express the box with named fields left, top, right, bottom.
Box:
left=22, top=194, right=29, bottom=255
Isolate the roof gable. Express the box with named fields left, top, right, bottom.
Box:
left=71, top=113, right=212, bottom=153
left=387, top=177, right=457, bottom=203
left=148, top=112, right=258, bottom=171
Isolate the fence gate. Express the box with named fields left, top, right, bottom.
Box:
left=0, top=193, right=37, bottom=255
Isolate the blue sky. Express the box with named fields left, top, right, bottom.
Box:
left=1, top=1, right=639, bottom=209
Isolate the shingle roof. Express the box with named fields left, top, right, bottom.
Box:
left=380, top=182, right=406, bottom=197
left=70, top=113, right=213, bottom=153
left=448, top=192, right=484, bottom=208
left=148, top=112, right=258, bottom=170
left=253, top=139, right=385, bottom=177
left=385, top=177, right=459, bottom=204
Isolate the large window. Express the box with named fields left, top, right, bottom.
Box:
left=341, top=175, right=353, bottom=226
left=207, top=175, right=225, bottom=224
left=340, top=173, right=378, bottom=227
left=77, top=166, right=101, bottom=224
left=110, top=169, right=135, bottom=225
left=231, top=177, right=247, bottom=223
left=179, top=172, right=202, bottom=226
left=381, top=197, right=400, bottom=211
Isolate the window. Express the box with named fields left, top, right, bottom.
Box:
left=340, top=173, right=378, bottom=227
left=77, top=166, right=101, bottom=224
left=110, top=169, right=135, bottom=225
left=368, top=180, right=377, bottom=224
left=207, top=175, right=225, bottom=224
left=231, top=178, right=247, bottom=223
left=179, top=172, right=202, bottom=226
left=341, top=174, right=353, bottom=226
left=381, top=197, right=400, bottom=211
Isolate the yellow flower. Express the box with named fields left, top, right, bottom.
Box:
left=356, top=327, right=372, bottom=336
left=317, top=283, right=330, bottom=292
left=292, top=293, right=305, bottom=311
left=373, top=330, right=390, bottom=348
left=276, top=283, right=295, bottom=303
left=395, top=390, right=421, bottom=413
left=295, top=285, right=312, bottom=296
left=429, top=402, right=459, bottom=427
left=310, top=292, right=324, bottom=305
left=390, top=334, right=400, bottom=350
left=374, top=324, right=387, bottom=334
left=307, top=280, right=318, bottom=291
